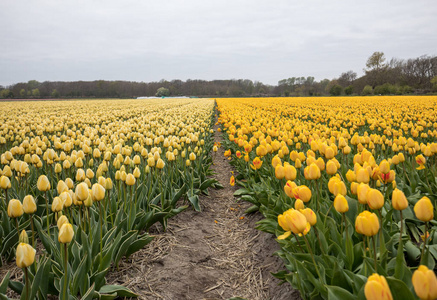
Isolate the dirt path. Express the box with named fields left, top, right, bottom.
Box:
left=108, top=120, right=299, bottom=299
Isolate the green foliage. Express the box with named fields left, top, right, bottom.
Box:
left=329, top=85, right=342, bottom=96
left=155, top=87, right=170, bottom=97
left=361, top=85, right=373, bottom=96
left=344, top=86, right=353, bottom=95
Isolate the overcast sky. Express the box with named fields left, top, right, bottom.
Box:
left=1, top=0, right=436, bottom=86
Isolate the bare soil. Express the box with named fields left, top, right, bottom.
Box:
left=107, top=120, right=300, bottom=300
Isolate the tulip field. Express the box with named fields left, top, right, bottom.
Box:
left=1, top=96, right=437, bottom=300
left=218, top=96, right=437, bottom=300
left=0, top=98, right=220, bottom=299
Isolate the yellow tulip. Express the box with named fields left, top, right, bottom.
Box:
left=19, top=230, right=29, bottom=244
left=91, top=183, right=106, bottom=201
left=284, top=181, right=297, bottom=198
left=57, top=215, right=69, bottom=230
left=414, top=196, right=434, bottom=222
left=58, top=223, right=74, bottom=243
left=51, top=197, right=63, bottom=212
left=23, top=195, right=37, bottom=214
left=326, top=160, right=337, bottom=175
left=37, top=175, right=51, bottom=192
left=284, top=164, right=297, bottom=181
left=189, top=152, right=196, bottom=161
left=355, top=211, right=379, bottom=236
left=16, top=243, right=36, bottom=268
left=278, top=208, right=307, bottom=234
left=0, top=175, right=11, bottom=189
left=356, top=167, right=370, bottom=183
left=75, top=182, right=89, bottom=202
left=334, top=194, right=349, bottom=213
left=391, top=188, right=408, bottom=210
left=364, top=273, right=393, bottom=300
left=300, top=208, right=317, bottom=226
left=275, top=165, right=285, bottom=179
left=156, top=158, right=165, bottom=169
left=294, top=199, right=305, bottom=210
left=8, top=199, right=24, bottom=218
left=366, top=188, right=384, bottom=210
left=105, top=178, right=113, bottom=190
left=412, top=265, right=437, bottom=300
left=307, top=163, right=321, bottom=180
left=57, top=180, right=68, bottom=195
left=126, top=173, right=136, bottom=186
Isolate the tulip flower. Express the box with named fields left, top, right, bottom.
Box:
left=126, top=173, right=136, bottom=186
left=412, top=265, right=437, bottom=300
left=364, top=273, right=393, bottom=300
left=37, top=175, right=50, bottom=192
left=275, top=165, right=285, bottom=179
left=355, top=211, right=379, bottom=237
left=284, top=164, right=297, bottom=181
left=366, top=188, right=384, bottom=210
left=414, top=196, right=434, bottom=263
left=326, top=160, right=337, bottom=175
left=59, top=222, right=74, bottom=300
left=75, top=182, right=89, bottom=201
left=91, top=183, right=106, bottom=202
left=294, top=199, right=304, bottom=210
left=229, top=175, right=235, bottom=186
left=415, top=154, right=426, bottom=170
left=251, top=157, right=263, bottom=170
left=334, top=194, right=349, bottom=213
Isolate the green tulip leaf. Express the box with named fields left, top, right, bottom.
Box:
left=386, top=277, right=415, bottom=300
left=327, top=285, right=356, bottom=300
left=99, top=285, right=137, bottom=297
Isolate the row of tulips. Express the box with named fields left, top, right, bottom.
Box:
left=0, top=98, right=219, bottom=299
left=217, top=96, right=437, bottom=300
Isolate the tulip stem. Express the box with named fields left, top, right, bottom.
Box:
left=15, top=218, right=20, bottom=239
left=313, top=227, right=325, bottom=255
left=303, top=234, right=321, bottom=279
left=24, top=267, right=29, bottom=300
left=62, top=243, right=68, bottom=300
left=420, top=221, right=428, bottom=264
left=99, top=202, right=103, bottom=261
left=363, top=236, right=367, bottom=276
left=399, top=210, right=403, bottom=247
left=293, top=233, right=304, bottom=252
left=372, top=236, right=377, bottom=272
left=45, top=191, right=50, bottom=236
left=30, top=215, right=35, bottom=247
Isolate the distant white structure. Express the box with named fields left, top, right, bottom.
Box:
left=136, top=96, right=190, bottom=99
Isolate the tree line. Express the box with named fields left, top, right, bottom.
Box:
left=1, top=52, right=436, bottom=99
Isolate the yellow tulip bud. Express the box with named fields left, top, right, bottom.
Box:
left=334, top=194, right=349, bottom=213
left=326, top=160, right=337, bottom=175
left=278, top=208, right=307, bottom=234
left=295, top=186, right=312, bottom=202
left=412, top=265, right=437, bottom=300
left=294, top=199, right=305, bottom=210
left=414, top=196, right=434, bottom=222
left=23, top=195, right=37, bottom=214
left=126, top=173, right=136, bottom=186
left=54, top=163, right=62, bottom=174
left=355, top=210, right=379, bottom=236
left=65, top=178, right=74, bottom=189
left=57, top=180, right=68, bottom=195
left=308, top=163, right=321, bottom=180
left=57, top=215, right=69, bottom=230
left=19, top=230, right=29, bottom=244
left=58, top=223, right=74, bottom=243
left=189, top=152, right=196, bottom=161
left=185, top=159, right=191, bottom=167
left=98, top=176, right=106, bottom=186
left=275, top=165, right=285, bottom=180
left=391, top=189, right=408, bottom=210
left=86, top=168, right=94, bottom=179
left=37, top=175, right=51, bottom=192
left=8, top=199, right=24, bottom=218
left=0, top=175, right=11, bottom=189
left=147, top=156, right=155, bottom=167
left=300, top=208, right=317, bottom=226
left=84, top=193, right=93, bottom=207
left=156, top=158, right=165, bottom=169
left=366, top=188, right=384, bottom=210
left=284, top=181, right=297, bottom=198
left=133, top=167, right=141, bottom=178
left=16, top=242, right=36, bottom=268
left=60, top=191, right=72, bottom=208
left=105, top=178, right=113, bottom=190
left=75, top=182, right=89, bottom=202
left=284, top=164, right=296, bottom=181
left=76, top=169, right=85, bottom=182
left=379, top=159, right=390, bottom=174
left=91, top=183, right=106, bottom=201
left=351, top=182, right=358, bottom=195
left=364, top=273, right=393, bottom=300
left=356, top=168, right=370, bottom=184
left=51, top=196, right=63, bottom=212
